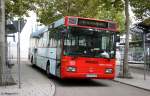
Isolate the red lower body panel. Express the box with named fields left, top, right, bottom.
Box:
left=60, top=56, right=115, bottom=79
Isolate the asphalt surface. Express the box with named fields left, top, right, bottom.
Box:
left=18, top=61, right=150, bottom=96
left=51, top=78, right=150, bottom=96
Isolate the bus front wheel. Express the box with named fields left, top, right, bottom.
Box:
left=46, top=61, right=54, bottom=78
left=46, top=63, right=51, bottom=77
left=31, top=56, right=33, bottom=64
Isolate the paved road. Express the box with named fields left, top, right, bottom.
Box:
left=23, top=61, right=150, bottom=96
left=50, top=78, right=150, bottom=96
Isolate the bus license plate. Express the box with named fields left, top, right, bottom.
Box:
left=86, top=74, right=97, bottom=78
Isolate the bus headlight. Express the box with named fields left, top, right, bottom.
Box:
left=67, top=66, right=76, bottom=72
left=105, top=68, right=113, bottom=74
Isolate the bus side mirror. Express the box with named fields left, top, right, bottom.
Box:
left=115, top=36, right=120, bottom=42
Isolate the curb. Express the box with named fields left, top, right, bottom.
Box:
left=113, top=79, right=150, bottom=92
left=49, top=80, right=56, bottom=96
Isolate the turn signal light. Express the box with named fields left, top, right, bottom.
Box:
left=105, top=68, right=113, bottom=74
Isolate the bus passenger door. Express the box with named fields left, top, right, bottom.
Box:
left=33, top=48, right=37, bottom=64
left=49, top=48, right=57, bottom=75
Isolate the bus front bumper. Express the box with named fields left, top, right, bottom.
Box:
left=61, top=72, right=115, bottom=79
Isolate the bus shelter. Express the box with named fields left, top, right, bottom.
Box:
left=137, top=22, right=150, bottom=69
left=118, top=41, right=143, bottom=64
left=129, top=41, right=143, bottom=63
left=143, top=27, right=150, bottom=69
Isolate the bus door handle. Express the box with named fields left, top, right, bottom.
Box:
left=50, top=52, right=54, bottom=53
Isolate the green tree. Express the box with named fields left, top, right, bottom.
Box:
left=122, top=0, right=132, bottom=78
left=95, top=0, right=125, bottom=32
left=0, top=0, right=6, bottom=85
left=36, top=0, right=95, bottom=25
left=36, top=0, right=125, bottom=32
left=120, top=0, right=150, bottom=78
left=1, top=0, right=37, bottom=85
left=5, top=0, right=36, bottom=19
left=130, top=0, right=150, bottom=20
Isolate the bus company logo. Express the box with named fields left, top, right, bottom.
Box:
left=99, top=64, right=112, bottom=67
left=99, top=64, right=105, bottom=66
left=88, top=68, right=94, bottom=72
left=69, top=61, right=76, bottom=65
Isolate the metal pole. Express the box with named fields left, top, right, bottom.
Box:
left=18, top=20, right=21, bottom=88
left=143, top=34, right=146, bottom=80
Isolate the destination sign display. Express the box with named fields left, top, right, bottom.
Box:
left=67, top=17, right=116, bottom=30
left=78, top=19, right=108, bottom=28
left=68, top=17, right=78, bottom=25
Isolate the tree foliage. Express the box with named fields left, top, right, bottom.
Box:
left=5, top=0, right=36, bottom=19
left=36, top=0, right=125, bottom=32
left=95, top=0, right=125, bottom=32
left=36, top=0, right=102, bottom=25
left=130, top=0, right=150, bottom=20
left=5, top=0, right=150, bottom=30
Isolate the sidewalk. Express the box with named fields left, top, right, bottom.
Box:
left=129, top=63, right=150, bottom=71
left=115, top=64, right=150, bottom=91
left=0, top=60, right=55, bottom=96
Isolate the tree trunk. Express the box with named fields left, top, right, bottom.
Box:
left=122, top=0, right=132, bottom=78
left=0, top=0, right=15, bottom=85
left=0, top=0, right=6, bottom=85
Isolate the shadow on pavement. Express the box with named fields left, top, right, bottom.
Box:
left=27, top=64, right=48, bottom=78
left=51, top=78, right=109, bottom=87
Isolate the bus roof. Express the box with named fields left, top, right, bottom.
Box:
left=65, top=16, right=115, bottom=23
left=31, top=16, right=118, bottom=38
left=31, top=26, right=48, bottom=38
left=48, top=16, right=118, bottom=32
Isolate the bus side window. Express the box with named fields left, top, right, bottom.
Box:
left=51, top=38, right=54, bottom=47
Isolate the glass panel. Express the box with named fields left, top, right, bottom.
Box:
left=64, top=27, right=116, bottom=58
left=102, top=36, right=109, bottom=50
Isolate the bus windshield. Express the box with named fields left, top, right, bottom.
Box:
left=63, top=27, right=116, bottom=58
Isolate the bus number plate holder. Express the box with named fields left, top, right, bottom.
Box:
left=86, top=74, right=97, bottom=78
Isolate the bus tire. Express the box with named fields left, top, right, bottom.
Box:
left=31, top=56, right=33, bottom=64
left=31, top=56, right=35, bottom=66
left=46, top=62, right=51, bottom=78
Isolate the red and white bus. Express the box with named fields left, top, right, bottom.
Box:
left=29, top=16, right=119, bottom=79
